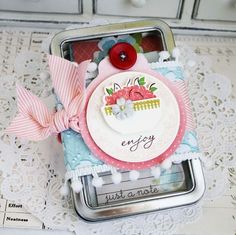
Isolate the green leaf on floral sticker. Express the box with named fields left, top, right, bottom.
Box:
left=106, top=88, right=114, bottom=95
left=138, top=77, right=146, bottom=86
left=133, top=43, right=142, bottom=53
left=149, top=86, right=158, bottom=92
left=133, top=33, right=142, bottom=45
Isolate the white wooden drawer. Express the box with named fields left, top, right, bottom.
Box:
left=193, top=0, right=236, bottom=22
left=94, top=0, right=183, bottom=18
left=0, top=0, right=81, bottom=14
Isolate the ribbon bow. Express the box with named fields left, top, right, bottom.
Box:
left=6, top=55, right=90, bottom=141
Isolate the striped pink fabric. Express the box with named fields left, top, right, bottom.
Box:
left=6, top=55, right=90, bottom=141
left=175, top=81, right=196, bottom=130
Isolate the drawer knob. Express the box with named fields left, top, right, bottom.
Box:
left=130, top=0, right=146, bottom=8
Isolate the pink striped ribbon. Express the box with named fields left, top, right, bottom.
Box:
left=175, top=81, right=195, bottom=130
left=6, top=55, right=90, bottom=141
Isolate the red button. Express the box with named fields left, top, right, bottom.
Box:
left=109, top=42, right=137, bottom=70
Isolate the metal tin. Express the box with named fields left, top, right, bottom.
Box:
left=50, top=20, right=205, bottom=221
left=73, top=159, right=204, bottom=221
left=50, top=20, right=175, bottom=57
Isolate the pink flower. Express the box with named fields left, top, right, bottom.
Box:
left=105, top=85, right=156, bottom=105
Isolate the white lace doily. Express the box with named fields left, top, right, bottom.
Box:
left=0, top=28, right=236, bottom=235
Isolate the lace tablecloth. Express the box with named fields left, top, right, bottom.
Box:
left=0, top=27, right=235, bottom=235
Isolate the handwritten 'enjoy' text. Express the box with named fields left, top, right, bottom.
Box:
left=121, top=135, right=155, bottom=152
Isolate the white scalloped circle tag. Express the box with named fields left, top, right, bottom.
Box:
left=86, top=71, right=180, bottom=163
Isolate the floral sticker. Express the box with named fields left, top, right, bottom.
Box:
left=102, top=75, right=160, bottom=119
left=112, top=97, right=134, bottom=120
left=105, top=76, right=158, bottom=105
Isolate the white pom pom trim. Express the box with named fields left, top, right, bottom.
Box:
left=112, top=172, right=122, bottom=184
left=87, top=62, right=98, bottom=73
left=71, top=180, right=83, bottom=193
left=161, top=158, right=172, bottom=170
left=86, top=72, right=95, bottom=79
left=60, top=183, right=70, bottom=196
left=159, top=51, right=170, bottom=62
left=172, top=47, right=180, bottom=60
left=72, top=62, right=78, bottom=67
left=92, top=177, right=104, bottom=187
left=129, top=170, right=140, bottom=181
left=151, top=166, right=161, bottom=179
left=172, top=159, right=182, bottom=164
